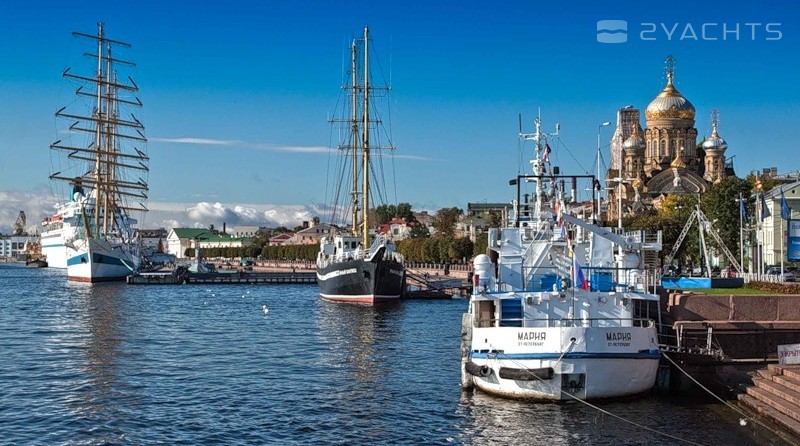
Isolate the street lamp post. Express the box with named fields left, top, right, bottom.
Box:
left=596, top=121, right=611, bottom=223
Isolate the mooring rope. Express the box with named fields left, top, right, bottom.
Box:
left=492, top=351, right=707, bottom=446
left=660, top=352, right=783, bottom=437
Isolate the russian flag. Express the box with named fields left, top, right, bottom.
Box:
left=574, top=256, right=589, bottom=290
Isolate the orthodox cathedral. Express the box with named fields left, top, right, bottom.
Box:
left=606, top=56, right=735, bottom=221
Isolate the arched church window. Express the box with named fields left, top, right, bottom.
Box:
left=661, top=140, right=666, bottom=157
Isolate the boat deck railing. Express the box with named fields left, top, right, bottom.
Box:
left=474, top=317, right=656, bottom=329
left=520, top=266, right=657, bottom=293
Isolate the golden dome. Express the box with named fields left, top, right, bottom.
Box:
left=670, top=148, right=687, bottom=168
left=645, top=62, right=695, bottom=121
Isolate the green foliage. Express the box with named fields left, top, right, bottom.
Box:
left=432, top=207, right=463, bottom=238
left=487, top=211, right=503, bottom=228
left=396, top=203, right=416, bottom=222
left=184, top=247, right=194, bottom=258
left=700, top=177, right=752, bottom=263
left=375, top=205, right=392, bottom=225
left=259, top=244, right=319, bottom=261
left=423, top=238, right=440, bottom=260
left=745, top=172, right=781, bottom=193
left=408, top=224, right=430, bottom=239
left=473, top=233, right=488, bottom=257
left=449, top=237, right=474, bottom=262
left=374, top=202, right=418, bottom=225
left=623, top=194, right=700, bottom=268
left=397, top=236, right=473, bottom=263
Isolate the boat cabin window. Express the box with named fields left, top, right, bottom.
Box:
left=476, top=300, right=496, bottom=328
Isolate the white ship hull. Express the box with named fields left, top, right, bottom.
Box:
left=464, top=325, right=660, bottom=400
left=66, top=238, right=138, bottom=282
left=41, top=231, right=68, bottom=268
left=40, top=201, right=81, bottom=269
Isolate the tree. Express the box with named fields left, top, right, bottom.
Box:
left=374, top=202, right=417, bottom=225
left=473, top=233, right=488, bottom=257
left=746, top=172, right=781, bottom=194
left=449, top=237, right=474, bottom=262
left=408, top=224, right=430, bottom=239
left=396, top=202, right=417, bottom=223
left=432, top=207, right=463, bottom=238
left=423, top=238, right=440, bottom=262
left=701, top=177, right=752, bottom=265
left=487, top=211, right=503, bottom=228
left=375, top=204, right=394, bottom=225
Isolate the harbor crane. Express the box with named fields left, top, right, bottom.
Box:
left=13, top=211, right=26, bottom=235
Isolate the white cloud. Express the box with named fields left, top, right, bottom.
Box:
left=267, top=145, right=331, bottom=154
left=150, top=136, right=427, bottom=159
left=149, top=137, right=241, bottom=145
left=0, top=190, right=334, bottom=233
left=145, top=201, right=336, bottom=229
left=0, top=190, right=60, bottom=234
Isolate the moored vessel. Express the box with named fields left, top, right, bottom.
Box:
left=316, top=27, right=405, bottom=304
left=48, top=23, right=149, bottom=282
left=461, top=116, right=663, bottom=400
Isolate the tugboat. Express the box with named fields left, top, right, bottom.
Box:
left=316, top=27, right=405, bottom=304
left=460, top=116, right=663, bottom=400
left=26, top=258, right=48, bottom=268
left=48, top=23, right=148, bottom=282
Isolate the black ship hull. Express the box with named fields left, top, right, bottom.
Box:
left=317, top=257, right=405, bottom=304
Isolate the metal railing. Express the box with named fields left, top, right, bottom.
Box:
left=742, top=273, right=786, bottom=283
left=519, top=265, right=650, bottom=292
left=474, top=317, right=656, bottom=328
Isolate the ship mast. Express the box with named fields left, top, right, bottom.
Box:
left=49, top=23, right=148, bottom=240
left=350, top=39, right=359, bottom=237
left=361, top=26, right=370, bottom=248
left=101, top=42, right=113, bottom=235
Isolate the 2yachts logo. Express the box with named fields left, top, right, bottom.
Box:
left=597, top=20, right=628, bottom=43
left=597, top=20, right=782, bottom=43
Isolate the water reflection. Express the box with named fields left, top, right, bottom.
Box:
left=315, top=300, right=403, bottom=383
left=455, top=390, right=779, bottom=446
left=457, top=391, right=583, bottom=446
left=60, top=282, right=129, bottom=441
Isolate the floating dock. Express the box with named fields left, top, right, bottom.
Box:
left=127, top=270, right=317, bottom=285
left=127, top=267, right=472, bottom=299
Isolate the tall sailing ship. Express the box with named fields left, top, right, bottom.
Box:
left=48, top=23, right=149, bottom=282
left=316, top=27, right=405, bottom=304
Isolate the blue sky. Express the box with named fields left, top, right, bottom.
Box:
left=0, top=0, right=798, bottom=230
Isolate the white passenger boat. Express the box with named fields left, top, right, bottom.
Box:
left=461, top=117, right=663, bottom=400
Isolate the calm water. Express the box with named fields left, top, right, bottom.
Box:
left=0, top=264, right=789, bottom=445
